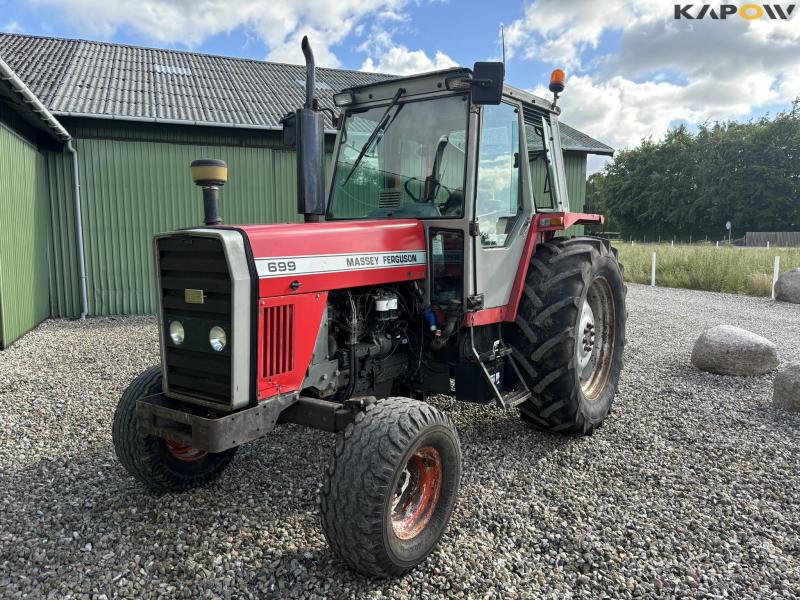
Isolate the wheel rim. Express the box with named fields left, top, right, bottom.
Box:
left=391, top=446, right=442, bottom=541
left=577, top=276, right=616, bottom=401
left=165, top=440, right=208, bottom=462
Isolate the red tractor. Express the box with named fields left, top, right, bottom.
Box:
left=113, top=39, right=626, bottom=577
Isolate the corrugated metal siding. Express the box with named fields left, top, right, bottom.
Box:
left=528, top=152, right=587, bottom=235
left=71, top=136, right=301, bottom=315
left=564, top=153, right=587, bottom=212
left=528, top=152, right=586, bottom=211
left=529, top=159, right=551, bottom=210
left=0, top=123, right=51, bottom=347
left=745, top=232, right=800, bottom=247
left=45, top=149, right=81, bottom=317
left=563, top=153, right=587, bottom=236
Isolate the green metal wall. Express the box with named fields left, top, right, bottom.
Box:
left=0, top=123, right=51, bottom=347
left=564, top=152, right=588, bottom=213
left=563, top=152, right=588, bottom=237
left=56, top=138, right=302, bottom=316
left=41, top=122, right=589, bottom=319
left=529, top=151, right=587, bottom=235
left=45, top=149, right=81, bottom=318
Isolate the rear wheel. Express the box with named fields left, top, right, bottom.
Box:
left=508, top=237, right=626, bottom=434
left=112, top=366, right=237, bottom=492
left=319, top=398, right=462, bottom=577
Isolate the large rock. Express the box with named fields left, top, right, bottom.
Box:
left=773, top=364, right=800, bottom=412
left=775, top=268, right=800, bottom=304
left=691, top=325, right=779, bottom=376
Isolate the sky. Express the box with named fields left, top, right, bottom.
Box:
left=2, top=0, right=798, bottom=172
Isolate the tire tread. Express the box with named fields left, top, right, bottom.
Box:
left=509, top=236, right=627, bottom=434
left=319, top=398, right=461, bottom=577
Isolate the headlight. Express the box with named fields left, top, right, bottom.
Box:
left=209, top=326, right=227, bottom=352
left=169, top=321, right=185, bottom=345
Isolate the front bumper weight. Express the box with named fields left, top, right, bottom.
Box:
left=137, top=392, right=297, bottom=453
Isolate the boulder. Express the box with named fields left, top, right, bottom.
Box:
left=691, top=325, right=779, bottom=376
left=773, top=364, right=800, bottom=412
left=775, top=268, right=800, bottom=304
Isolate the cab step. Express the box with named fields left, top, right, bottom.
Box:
left=501, top=388, right=531, bottom=408
left=465, top=328, right=532, bottom=410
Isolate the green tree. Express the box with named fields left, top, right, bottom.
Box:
left=588, top=102, right=800, bottom=240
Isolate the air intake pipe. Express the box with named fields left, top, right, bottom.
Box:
left=295, top=37, right=326, bottom=222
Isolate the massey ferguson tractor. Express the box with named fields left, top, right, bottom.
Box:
left=113, top=38, right=626, bottom=577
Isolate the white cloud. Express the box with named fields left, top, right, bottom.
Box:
left=361, top=46, right=456, bottom=75
left=507, top=0, right=800, bottom=169
left=538, top=72, right=776, bottom=154
left=504, top=0, right=664, bottom=67
left=2, top=21, right=24, bottom=33
left=355, top=16, right=457, bottom=75
left=266, top=26, right=352, bottom=67
left=31, top=0, right=409, bottom=67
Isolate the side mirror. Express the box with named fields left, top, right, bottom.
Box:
left=471, top=62, right=504, bottom=105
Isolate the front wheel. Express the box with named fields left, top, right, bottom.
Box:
left=508, top=237, right=627, bottom=434
left=319, top=398, right=462, bottom=577
left=112, top=366, right=237, bottom=492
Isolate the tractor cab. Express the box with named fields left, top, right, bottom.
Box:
left=318, top=64, right=583, bottom=313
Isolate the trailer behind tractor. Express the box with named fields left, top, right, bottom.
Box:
left=113, top=38, right=626, bottom=577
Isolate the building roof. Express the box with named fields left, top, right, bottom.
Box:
left=559, top=123, right=614, bottom=155
left=0, top=33, right=613, bottom=155
left=0, top=56, right=70, bottom=142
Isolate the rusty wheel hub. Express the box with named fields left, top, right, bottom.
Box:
left=165, top=440, right=208, bottom=462
left=578, top=277, right=616, bottom=401
left=391, top=446, right=442, bottom=540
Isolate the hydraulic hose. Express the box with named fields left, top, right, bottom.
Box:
left=343, top=293, right=359, bottom=399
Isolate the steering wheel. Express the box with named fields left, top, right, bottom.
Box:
left=404, top=177, right=442, bottom=203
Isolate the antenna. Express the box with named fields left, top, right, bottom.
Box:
left=500, top=24, right=506, bottom=67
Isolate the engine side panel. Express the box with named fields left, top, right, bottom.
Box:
left=256, top=292, right=328, bottom=399
left=240, top=220, right=427, bottom=296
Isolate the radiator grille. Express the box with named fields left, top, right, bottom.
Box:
left=261, top=304, right=294, bottom=378
left=157, top=236, right=232, bottom=408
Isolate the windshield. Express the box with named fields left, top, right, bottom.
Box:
left=328, top=94, right=468, bottom=220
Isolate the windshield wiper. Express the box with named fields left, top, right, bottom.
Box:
left=341, top=87, right=405, bottom=186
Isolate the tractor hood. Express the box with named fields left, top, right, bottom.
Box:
left=236, top=220, right=427, bottom=297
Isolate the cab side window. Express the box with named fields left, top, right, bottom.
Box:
left=475, top=103, right=522, bottom=247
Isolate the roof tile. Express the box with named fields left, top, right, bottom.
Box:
left=0, top=32, right=613, bottom=154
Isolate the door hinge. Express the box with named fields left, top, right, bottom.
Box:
left=467, top=294, right=484, bottom=310
left=469, top=221, right=481, bottom=237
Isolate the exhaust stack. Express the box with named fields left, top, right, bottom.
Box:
left=295, top=37, right=326, bottom=221
left=190, top=159, right=227, bottom=226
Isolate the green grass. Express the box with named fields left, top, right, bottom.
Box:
left=614, top=243, right=800, bottom=297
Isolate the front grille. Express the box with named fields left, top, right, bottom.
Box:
left=157, top=235, right=233, bottom=408
left=261, top=303, right=294, bottom=377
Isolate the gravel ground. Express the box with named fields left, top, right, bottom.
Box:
left=1, top=284, right=799, bottom=599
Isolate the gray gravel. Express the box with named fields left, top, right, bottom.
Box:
left=1, top=284, right=799, bottom=599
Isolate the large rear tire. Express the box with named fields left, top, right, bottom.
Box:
left=112, top=366, right=238, bottom=492
left=319, top=398, right=462, bottom=577
left=507, top=237, right=626, bottom=434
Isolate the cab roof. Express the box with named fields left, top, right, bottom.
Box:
left=340, top=67, right=559, bottom=115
